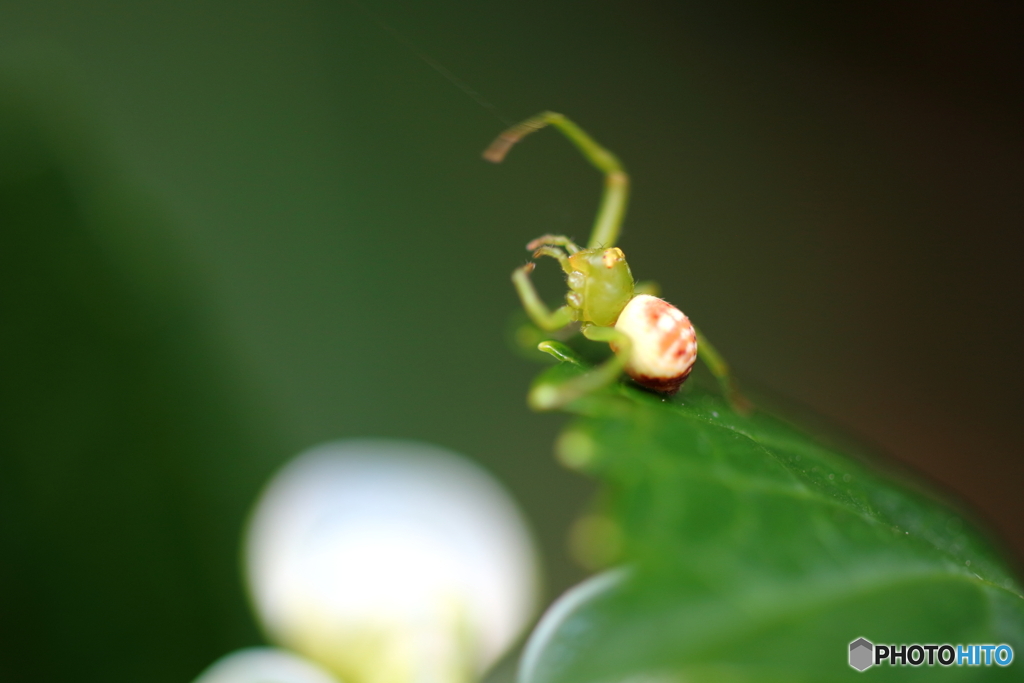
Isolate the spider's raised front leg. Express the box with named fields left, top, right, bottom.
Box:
left=528, top=325, right=632, bottom=410
left=512, top=262, right=575, bottom=331
left=694, top=326, right=753, bottom=414
left=484, top=111, right=629, bottom=250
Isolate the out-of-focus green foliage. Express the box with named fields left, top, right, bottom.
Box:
left=0, top=84, right=281, bottom=683
left=520, top=361, right=1024, bottom=682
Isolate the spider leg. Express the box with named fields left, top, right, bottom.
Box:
left=512, top=263, right=575, bottom=331
left=531, top=246, right=573, bottom=274
left=693, top=326, right=753, bottom=414
left=526, top=234, right=582, bottom=254
left=485, top=112, right=629, bottom=250
left=528, top=325, right=632, bottom=410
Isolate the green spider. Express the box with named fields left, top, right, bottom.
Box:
left=484, top=111, right=748, bottom=412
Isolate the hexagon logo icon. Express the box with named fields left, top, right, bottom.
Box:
left=849, top=638, right=874, bottom=671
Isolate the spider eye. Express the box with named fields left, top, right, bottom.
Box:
left=602, top=248, right=624, bottom=268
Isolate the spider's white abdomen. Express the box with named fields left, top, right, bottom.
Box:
left=613, top=294, right=697, bottom=394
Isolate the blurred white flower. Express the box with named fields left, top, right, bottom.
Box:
left=245, top=439, right=541, bottom=683
left=193, top=647, right=341, bottom=683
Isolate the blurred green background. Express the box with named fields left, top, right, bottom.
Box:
left=1, top=1, right=1021, bottom=681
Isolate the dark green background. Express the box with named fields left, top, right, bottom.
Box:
left=1, top=2, right=1021, bottom=681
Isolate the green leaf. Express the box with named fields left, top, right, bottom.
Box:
left=522, top=364, right=1024, bottom=682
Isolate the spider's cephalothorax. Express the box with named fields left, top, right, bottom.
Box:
left=565, top=247, right=633, bottom=326
left=485, top=111, right=745, bottom=412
